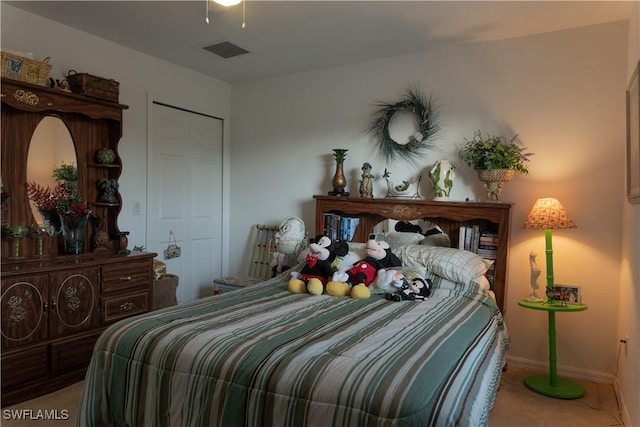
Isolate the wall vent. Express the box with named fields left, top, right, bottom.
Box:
left=202, top=41, right=249, bottom=59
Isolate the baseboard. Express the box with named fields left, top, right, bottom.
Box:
left=613, top=376, right=632, bottom=427
left=505, top=355, right=615, bottom=384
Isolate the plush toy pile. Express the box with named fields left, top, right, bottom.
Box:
left=289, top=235, right=410, bottom=299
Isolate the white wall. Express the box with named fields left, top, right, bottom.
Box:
left=231, top=22, right=628, bottom=384
left=1, top=3, right=232, bottom=257
left=617, top=2, right=640, bottom=426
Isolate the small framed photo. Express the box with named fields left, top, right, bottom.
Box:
left=553, top=285, right=582, bottom=305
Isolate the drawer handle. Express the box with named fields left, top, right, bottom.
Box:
left=120, top=302, right=134, bottom=311
left=119, top=276, right=132, bottom=281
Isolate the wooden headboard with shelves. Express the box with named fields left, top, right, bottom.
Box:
left=314, top=195, right=512, bottom=313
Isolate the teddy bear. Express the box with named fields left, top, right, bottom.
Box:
left=288, top=235, right=348, bottom=295
left=384, top=277, right=432, bottom=301
left=328, top=237, right=401, bottom=298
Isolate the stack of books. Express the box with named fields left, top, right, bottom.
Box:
left=458, top=226, right=498, bottom=285
left=322, top=213, right=360, bottom=241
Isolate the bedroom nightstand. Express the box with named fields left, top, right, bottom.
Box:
left=518, top=299, right=588, bottom=399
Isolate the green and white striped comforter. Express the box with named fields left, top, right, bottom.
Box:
left=76, top=272, right=509, bottom=427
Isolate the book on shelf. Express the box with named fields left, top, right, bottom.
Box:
left=458, top=226, right=498, bottom=288
left=458, top=225, right=481, bottom=252
left=322, top=213, right=359, bottom=241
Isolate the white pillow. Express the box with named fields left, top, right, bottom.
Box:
left=420, top=233, right=451, bottom=247
left=373, top=232, right=424, bottom=248
left=393, top=245, right=489, bottom=285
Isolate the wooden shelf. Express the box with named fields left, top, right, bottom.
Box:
left=87, top=163, right=121, bottom=169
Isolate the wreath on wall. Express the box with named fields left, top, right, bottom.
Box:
left=367, top=86, right=440, bottom=164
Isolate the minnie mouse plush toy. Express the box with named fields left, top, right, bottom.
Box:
left=385, top=277, right=432, bottom=301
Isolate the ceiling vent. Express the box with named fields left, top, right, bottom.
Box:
left=202, top=41, right=249, bottom=59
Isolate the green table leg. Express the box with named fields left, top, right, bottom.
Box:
left=523, top=311, right=585, bottom=399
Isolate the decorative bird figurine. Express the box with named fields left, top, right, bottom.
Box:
left=383, top=169, right=421, bottom=198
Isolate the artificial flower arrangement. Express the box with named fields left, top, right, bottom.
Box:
left=26, top=181, right=91, bottom=234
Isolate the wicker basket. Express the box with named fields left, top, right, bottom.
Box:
left=0, top=51, right=52, bottom=86
left=67, top=71, right=119, bottom=102
left=477, top=169, right=516, bottom=183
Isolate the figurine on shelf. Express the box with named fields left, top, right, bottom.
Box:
left=382, top=168, right=421, bottom=199
left=91, top=214, right=111, bottom=252
left=525, top=251, right=544, bottom=302
left=98, top=179, right=119, bottom=204
left=118, top=231, right=130, bottom=255
left=359, top=162, right=374, bottom=198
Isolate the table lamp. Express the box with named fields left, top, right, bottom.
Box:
left=522, top=198, right=576, bottom=303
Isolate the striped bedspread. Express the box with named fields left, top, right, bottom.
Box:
left=75, top=272, right=509, bottom=427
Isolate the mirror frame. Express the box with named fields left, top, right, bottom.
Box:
left=1, top=79, right=128, bottom=259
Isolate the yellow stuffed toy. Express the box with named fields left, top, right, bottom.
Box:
left=329, top=237, right=401, bottom=298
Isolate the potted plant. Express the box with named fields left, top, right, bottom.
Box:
left=459, top=131, right=533, bottom=201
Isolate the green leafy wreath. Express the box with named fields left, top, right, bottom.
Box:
left=367, top=86, right=440, bottom=164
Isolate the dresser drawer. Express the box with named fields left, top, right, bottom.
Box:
left=1, top=346, right=48, bottom=388
left=102, top=259, right=152, bottom=293
left=102, top=292, right=149, bottom=323
left=50, top=331, right=102, bottom=374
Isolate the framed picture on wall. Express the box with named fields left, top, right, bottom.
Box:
left=627, top=60, right=640, bottom=203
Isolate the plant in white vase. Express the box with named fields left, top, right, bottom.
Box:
left=459, top=131, right=533, bottom=201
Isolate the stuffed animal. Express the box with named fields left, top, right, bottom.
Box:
left=394, top=221, right=450, bottom=247
left=373, top=268, right=406, bottom=291
left=271, top=217, right=306, bottom=275
left=385, top=277, right=432, bottom=301
left=327, top=238, right=401, bottom=299
left=332, top=237, right=401, bottom=286
left=289, top=235, right=348, bottom=295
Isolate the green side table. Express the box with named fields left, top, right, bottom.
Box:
left=518, top=299, right=588, bottom=399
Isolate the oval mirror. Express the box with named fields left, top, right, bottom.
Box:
left=27, top=116, right=76, bottom=226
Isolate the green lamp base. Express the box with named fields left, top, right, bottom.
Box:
left=524, top=374, right=585, bottom=399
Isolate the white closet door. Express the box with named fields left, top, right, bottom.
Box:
left=148, top=102, right=223, bottom=303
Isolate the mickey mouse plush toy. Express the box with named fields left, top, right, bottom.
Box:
left=289, top=235, right=348, bottom=295
left=327, top=237, right=401, bottom=299
left=385, top=277, right=432, bottom=301
left=332, top=237, right=401, bottom=287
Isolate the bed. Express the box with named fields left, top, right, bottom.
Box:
left=75, top=243, right=509, bottom=427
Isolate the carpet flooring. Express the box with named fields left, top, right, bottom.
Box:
left=1, top=366, right=624, bottom=426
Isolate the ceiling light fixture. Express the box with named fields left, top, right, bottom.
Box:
left=215, top=0, right=241, bottom=6
left=205, top=0, right=246, bottom=29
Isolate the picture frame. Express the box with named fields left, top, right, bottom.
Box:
left=552, top=285, right=582, bottom=305
left=626, top=61, right=640, bottom=203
